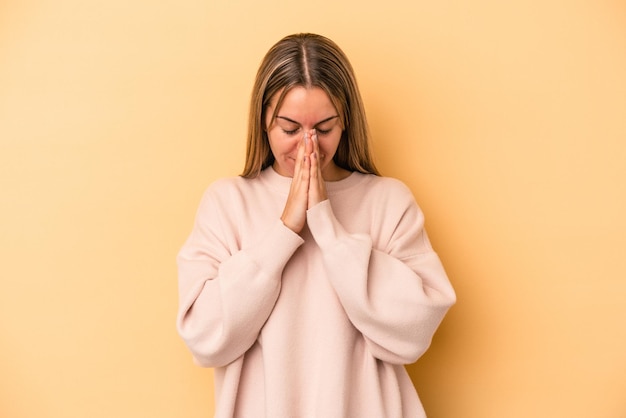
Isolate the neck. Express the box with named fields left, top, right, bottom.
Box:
left=322, top=162, right=351, bottom=181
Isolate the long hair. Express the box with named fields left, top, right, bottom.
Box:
left=241, top=33, right=380, bottom=178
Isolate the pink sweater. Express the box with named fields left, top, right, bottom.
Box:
left=177, top=167, right=456, bottom=418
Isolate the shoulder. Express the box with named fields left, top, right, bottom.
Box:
left=332, top=172, right=412, bottom=197
left=354, top=175, right=428, bottom=225
left=196, top=175, right=255, bottom=209
left=360, top=175, right=416, bottom=202
left=368, top=175, right=411, bottom=191
left=190, top=176, right=261, bottom=228
left=202, top=175, right=257, bottom=196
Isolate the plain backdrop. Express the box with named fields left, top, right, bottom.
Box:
left=1, top=0, right=625, bottom=417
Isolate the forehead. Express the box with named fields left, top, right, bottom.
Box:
left=270, top=86, right=338, bottom=124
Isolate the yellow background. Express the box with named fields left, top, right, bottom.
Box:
left=1, top=0, right=625, bottom=417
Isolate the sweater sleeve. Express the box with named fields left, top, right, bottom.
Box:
left=176, top=184, right=304, bottom=368
left=306, top=192, right=456, bottom=365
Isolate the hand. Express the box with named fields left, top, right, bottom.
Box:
left=280, top=130, right=328, bottom=233
left=308, top=130, right=328, bottom=208
left=280, top=133, right=311, bottom=233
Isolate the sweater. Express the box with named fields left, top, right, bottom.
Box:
left=176, top=166, right=456, bottom=418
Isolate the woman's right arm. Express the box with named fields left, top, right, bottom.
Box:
left=176, top=183, right=304, bottom=368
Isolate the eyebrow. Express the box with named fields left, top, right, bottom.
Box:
left=275, top=115, right=339, bottom=126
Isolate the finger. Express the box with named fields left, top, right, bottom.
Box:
left=311, top=129, right=320, bottom=155
left=311, top=130, right=323, bottom=185
left=308, top=150, right=327, bottom=208
left=299, top=133, right=311, bottom=181
left=304, top=132, right=313, bottom=155
left=310, top=150, right=319, bottom=183
left=293, top=133, right=307, bottom=180
left=308, top=151, right=319, bottom=207
left=282, top=134, right=310, bottom=233
left=302, top=150, right=311, bottom=183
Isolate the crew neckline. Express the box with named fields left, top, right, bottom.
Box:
left=259, top=166, right=368, bottom=195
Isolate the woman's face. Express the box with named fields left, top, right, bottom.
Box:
left=265, top=86, right=344, bottom=180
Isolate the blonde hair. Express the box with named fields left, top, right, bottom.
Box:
left=241, top=33, right=380, bottom=178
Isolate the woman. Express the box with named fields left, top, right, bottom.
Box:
left=177, top=33, right=456, bottom=418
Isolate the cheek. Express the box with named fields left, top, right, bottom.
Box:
left=318, top=133, right=342, bottom=154
left=268, top=133, right=299, bottom=155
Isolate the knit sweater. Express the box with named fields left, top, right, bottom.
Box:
left=176, top=167, right=456, bottom=418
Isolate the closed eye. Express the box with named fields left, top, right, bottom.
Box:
left=282, top=128, right=300, bottom=135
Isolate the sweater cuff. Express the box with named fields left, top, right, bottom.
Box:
left=242, top=219, right=304, bottom=277
left=307, top=199, right=347, bottom=249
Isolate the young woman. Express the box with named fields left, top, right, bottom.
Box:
left=177, top=33, right=456, bottom=418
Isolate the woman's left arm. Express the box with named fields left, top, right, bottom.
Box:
left=306, top=190, right=456, bottom=365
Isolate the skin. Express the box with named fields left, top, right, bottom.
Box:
left=265, top=86, right=351, bottom=233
